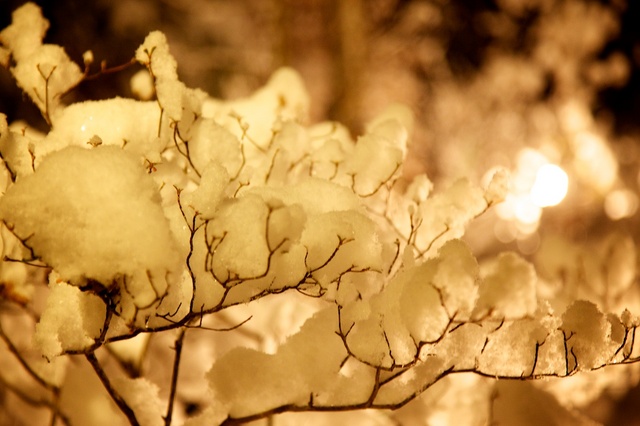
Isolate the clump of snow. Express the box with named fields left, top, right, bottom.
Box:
left=0, top=3, right=82, bottom=119
left=0, top=113, right=35, bottom=178
left=477, top=319, right=546, bottom=376
left=252, top=177, right=364, bottom=215
left=202, top=67, right=310, bottom=150
left=300, top=210, right=382, bottom=286
left=130, top=69, right=155, bottom=100
left=0, top=145, right=180, bottom=291
left=415, top=179, right=490, bottom=256
left=207, top=308, right=345, bottom=418
left=34, top=273, right=106, bottom=359
left=338, top=239, right=480, bottom=369
left=484, top=167, right=511, bottom=205
left=206, top=194, right=271, bottom=281
left=305, top=121, right=354, bottom=181
left=193, top=175, right=385, bottom=307
left=187, top=118, right=243, bottom=177
left=136, top=31, right=184, bottom=121
left=39, top=98, right=164, bottom=163
left=430, top=239, right=480, bottom=320
left=560, top=300, right=620, bottom=370
left=184, top=162, right=230, bottom=219
left=399, top=262, right=450, bottom=343
left=0, top=2, right=48, bottom=62
left=365, top=103, right=414, bottom=147
left=345, top=115, right=407, bottom=196
left=12, top=46, right=83, bottom=116
left=474, top=252, right=537, bottom=319
left=113, top=377, right=164, bottom=426
left=405, top=174, right=433, bottom=204
left=534, top=328, right=567, bottom=375
left=428, top=322, right=489, bottom=370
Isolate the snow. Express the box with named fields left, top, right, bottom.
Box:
left=130, top=69, right=155, bottom=101
left=39, top=98, right=164, bottom=163
left=251, top=177, right=364, bottom=215
left=202, top=67, right=310, bottom=150
left=484, top=167, right=511, bottom=205
left=34, top=273, right=106, bottom=359
left=365, top=103, right=414, bottom=148
left=3, top=6, right=636, bottom=423
left=135, top=31, right=184, bottom=121
left=0, top=113, right=33, bottom=179
left=207, top=308, right=345, bottom=417
left=560, top=300, right=619, bottom=370
left=477, top=319, right=545, bottom=376
left=0, top=2, right=48, bottom=62
left=405, top=174, right=433, bottom=203
left=430, top=240, right=480, bottom=320
left=398, top=263, right=450, bottom=343
left=12, top=45, right=83, bottom=115
left=0, top=3, right=82, bottom=118
left=113, top=377, right=164, bottom=426
left=474, top=251, right=537, bottom=319
left=183, top=161, right=230, bottom=219
left=206, top=194, right=271, bottom=281
left=300, top=210, right=382, bottom=286
left=0, top=145, right=180, bottom=291
left=414, top=179, right=492, bottom=256
left=346, top=121, right=406, bottom=196
left=187, top=117, right=243, bottom=177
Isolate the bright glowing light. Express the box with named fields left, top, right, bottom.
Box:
left=572, top=131, right=617, bottom=193
left=495, top=149, right=568, bottom=240
left=530, top=164, right=569, bottom=207
left=513, top=194, right=542, bottom=225
left=604, top=189, right=638, bottom=220
left=514, top=148, right=548, bottom=193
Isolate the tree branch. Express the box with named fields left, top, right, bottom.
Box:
left=164, top=328, right=186, bottom=426
left=85, top=351, right=139, bottom=426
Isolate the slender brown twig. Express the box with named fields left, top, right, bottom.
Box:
left=164, top=328, right=187, bottom=426
left=85, top=352, right=139, bottom=426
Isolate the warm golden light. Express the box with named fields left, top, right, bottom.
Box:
left=495, top=149, right=568, bottom=234
left=572, top=131, right=617, bottom=194
left=530, top=164, right=569, bottom=207
left=604, top=189, right=638, bottom=220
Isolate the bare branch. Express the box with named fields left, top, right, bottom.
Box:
left=85, top=351, right=139, bottom=426
left=164, top=328, right=186, bottom=426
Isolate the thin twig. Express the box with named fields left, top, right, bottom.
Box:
left=0, top=321, right=57, bottom=391
left=0, top=376, right=71, bottom=426
left=85, top=352, right=139, bottom=426
left=164, top=328, right=187, bottom=426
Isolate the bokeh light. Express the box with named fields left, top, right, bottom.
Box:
left=495, top=148, right=568, bottom=234
left=530, top=164, right=569, bottom=207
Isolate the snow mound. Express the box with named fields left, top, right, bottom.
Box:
left=0, top=145, right=180, bottom=290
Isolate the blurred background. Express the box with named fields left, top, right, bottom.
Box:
left=2, top=0, right=640, bottom=424
left=2, top=0, right=640, bottom=255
